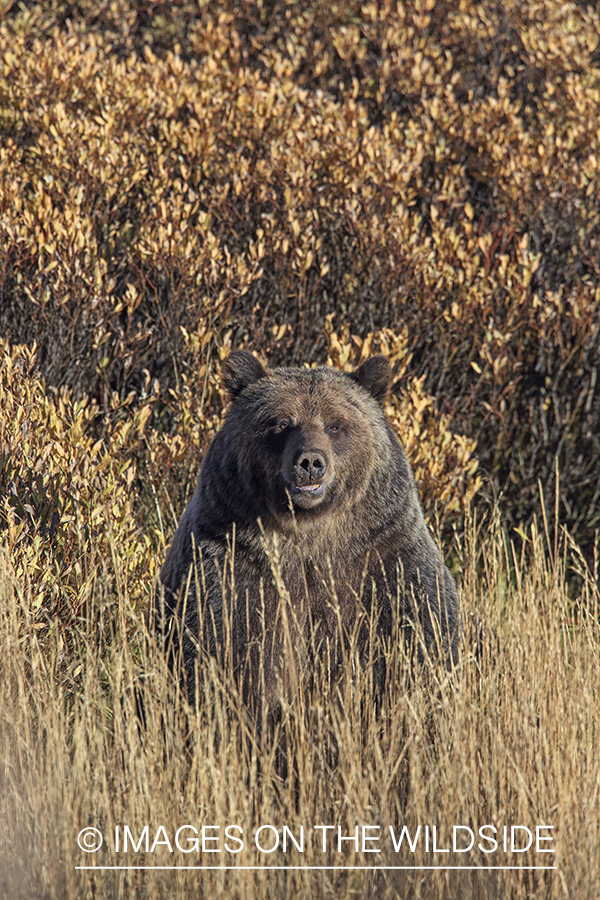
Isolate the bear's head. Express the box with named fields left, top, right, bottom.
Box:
left=220, top=351, right=393, bottom=523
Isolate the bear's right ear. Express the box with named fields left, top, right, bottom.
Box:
left=222, top=350, right=268, bottom=399
left=350, top=355, right=392, bottom=404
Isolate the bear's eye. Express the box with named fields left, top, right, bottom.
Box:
left=327, top=424, right=341, bottom=435
left=277, top=421, right=291, bottom=432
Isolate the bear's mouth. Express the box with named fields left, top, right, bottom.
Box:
left=292, top=483, right=324, bottom=496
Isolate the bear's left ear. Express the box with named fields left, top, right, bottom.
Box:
left=350, top=355, right=391, bottom=404
left=223, top=350, right=268, bottom=399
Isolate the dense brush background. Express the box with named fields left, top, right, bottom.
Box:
left=0, top=1, right=599, bottom=897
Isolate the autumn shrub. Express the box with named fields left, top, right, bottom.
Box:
left=0, top=0, right=599, bottom=553
left=0, top=341, right=159, bottom=628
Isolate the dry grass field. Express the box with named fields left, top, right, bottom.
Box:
left=1, top=508, right=598, bottom=900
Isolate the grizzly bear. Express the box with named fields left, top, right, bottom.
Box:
left=158, top=351, right=459, bottom=711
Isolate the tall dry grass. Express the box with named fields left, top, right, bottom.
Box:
left=0, top=510, right=598, bottom=900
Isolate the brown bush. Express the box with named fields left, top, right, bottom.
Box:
left=0, top=0, right=599, bottom=555
left=0, top=340, right=159, bottom=623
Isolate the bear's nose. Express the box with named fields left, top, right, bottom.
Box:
left=293, top=450, right=327, bottom=483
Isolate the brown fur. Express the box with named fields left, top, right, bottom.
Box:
left=159, top=351, right=459, bottom=711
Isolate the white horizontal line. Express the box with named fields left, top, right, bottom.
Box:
left=76, top=865, right=557, bottom=871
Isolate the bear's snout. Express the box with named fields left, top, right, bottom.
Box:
left=279, top=429, right=333, bottom=505
left=293, top=448, right=327, bottom=484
